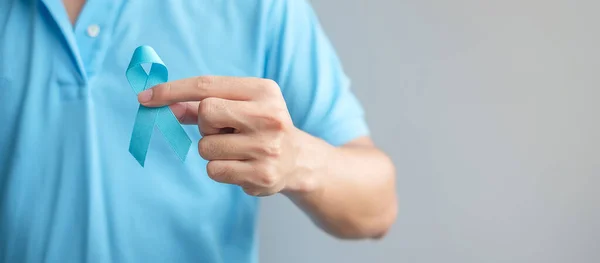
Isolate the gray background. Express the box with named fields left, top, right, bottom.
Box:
left=259, top=0, right=600, bottom=262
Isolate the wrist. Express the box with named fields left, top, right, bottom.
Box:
left=281, top=128, right=334, bottom=197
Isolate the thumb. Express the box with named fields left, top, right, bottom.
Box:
left=169, top=102, right=199, bottom=125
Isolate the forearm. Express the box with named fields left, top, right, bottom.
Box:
left=140, top=75, right=397, bottom=238
left=283, top=131, right=398, bottom=239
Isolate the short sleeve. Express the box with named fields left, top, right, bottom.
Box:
left=263, top=0, right=370, bottom=146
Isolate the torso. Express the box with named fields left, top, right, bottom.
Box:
left=0, top=1, right=272, bottom=262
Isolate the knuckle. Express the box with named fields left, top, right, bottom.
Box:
left=198, top=98, right=216, bottom=117
left=243, top=186, right=278, bottom=197
left=257, top=139, right=282, bottom=158
left=261, top=79, right=281, bottom=96
left=256, top=163, right=278, bottom=188
left=261, top=113, right=286, bottom=131
left=243, top=187, right=263, bottom=197
left=198, top=138, right=215, bottom=159
left=263, top=79, right=279, bottom=89
left=196, top=76, right=214, bottom=91
left=152, top=83, right=171, bottom=101
left=198, top=98, right=227, bottom=127
left=206, top=161, right=227, bottom=180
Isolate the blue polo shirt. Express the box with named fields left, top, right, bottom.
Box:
left=0, top=0, right=369, bottom=262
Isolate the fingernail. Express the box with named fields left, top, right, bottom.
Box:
left=138, top=89, right=153, bottom=103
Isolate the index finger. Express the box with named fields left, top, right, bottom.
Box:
left=138, top=76, right=261, bottom=107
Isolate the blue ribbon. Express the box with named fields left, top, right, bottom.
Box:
left=126, top=45, right=192, bottom=167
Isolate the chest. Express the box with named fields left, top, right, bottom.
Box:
left=62, top=0, right=86, bottom=25
left=0, top=0, right=266, bottom=105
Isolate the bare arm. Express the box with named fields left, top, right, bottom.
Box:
left=283, top=133, right=398, bottom=239
left=139, top=76, right=398, bottom=239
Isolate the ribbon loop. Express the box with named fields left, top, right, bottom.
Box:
left=126, top=45, right=191, bottom=167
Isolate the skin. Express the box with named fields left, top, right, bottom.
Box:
left=138, top=76, right=398, bottom=239
left=63, top=0, right=398, bottom=239
left=62, top=0, right=85, bottom=25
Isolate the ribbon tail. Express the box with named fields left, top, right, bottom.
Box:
left=156, top=107, right=192, bottom=162
left=129, top=105, right=159, bottom=167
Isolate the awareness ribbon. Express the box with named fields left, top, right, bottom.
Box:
left=126, top=45, right=192, bottom=167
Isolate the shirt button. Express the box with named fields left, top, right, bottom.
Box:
left=87, top=24, right=101, bottom=38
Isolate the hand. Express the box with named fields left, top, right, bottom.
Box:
left=138, top=76, right=327, bottom=196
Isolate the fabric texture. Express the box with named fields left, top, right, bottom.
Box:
left=0, top=0, right=369, bottom=262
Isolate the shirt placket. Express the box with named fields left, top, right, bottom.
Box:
left=73, top=0, right=118, bottom=80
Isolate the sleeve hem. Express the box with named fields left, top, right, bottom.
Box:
left=311, top=118, right=370, bottom=147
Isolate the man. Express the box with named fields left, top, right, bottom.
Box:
left=0, top=0, right=398, bottom=262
